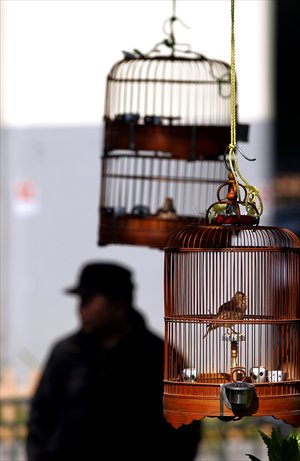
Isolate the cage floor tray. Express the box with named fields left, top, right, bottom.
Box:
left=98, top=213, right=203, bottom=249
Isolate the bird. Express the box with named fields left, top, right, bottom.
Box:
left=122, top=50, right=137, bottom=60
left=203, top=291, right=247, bottom=338
left=157, top=197, right=177, bottom=219
left=122, top=49, right=145, bottom=60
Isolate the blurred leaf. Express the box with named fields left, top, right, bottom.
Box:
left=254, top=427, right=300, bottom=461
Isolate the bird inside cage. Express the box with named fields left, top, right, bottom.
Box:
left=203, top=291, right=247, bottom=338
left=157, top=197, right=177, bottom=219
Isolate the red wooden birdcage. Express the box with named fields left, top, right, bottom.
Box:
left=160, top=1, right=299, bottom=429
left=163, top=218, right=300, bottom=428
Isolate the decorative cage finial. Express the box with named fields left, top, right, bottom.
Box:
left=205, top=170, right=260, bottom=226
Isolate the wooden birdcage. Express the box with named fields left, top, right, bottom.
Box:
left=163, top=179, right=300, bottom=427
left=162, top=0, right=300, bottom=430
left=97, top=12, right=248, bottom=249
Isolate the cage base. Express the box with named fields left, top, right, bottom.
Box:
left=163, top=391, right=300, bottom=428
left=98, top=214, right=203, bottom=249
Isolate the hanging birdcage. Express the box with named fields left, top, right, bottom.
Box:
left=163, top=219, right=300, bottom=427
left=97, top=6, right=248, bottom=249
left=163, top=0, right=300, bottom=426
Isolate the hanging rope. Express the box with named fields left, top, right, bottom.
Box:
left=227, top=0, right=263, bottom=217
left=230, top=0, right=237, bottom=151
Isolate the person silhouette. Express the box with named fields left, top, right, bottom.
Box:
left=26, top=261, right=202, bottom=461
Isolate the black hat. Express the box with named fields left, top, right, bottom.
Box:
left=65, top=262, right=133, bottom=301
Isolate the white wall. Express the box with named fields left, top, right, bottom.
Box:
left=1, top=0, right=273, bottom=126
left=0, top=0, right=274, bottom=379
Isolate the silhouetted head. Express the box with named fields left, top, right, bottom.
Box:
left=65, top=262, right=135, bottom=336
left=65, top=262, right=134, bottom=304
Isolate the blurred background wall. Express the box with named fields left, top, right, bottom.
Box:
left=0, top=0, right=284, bottom=383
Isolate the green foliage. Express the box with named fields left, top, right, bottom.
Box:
left=245, top=427, right=300, bottom=461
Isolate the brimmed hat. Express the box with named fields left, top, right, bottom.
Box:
left=65, top=262, right=133, bottom=301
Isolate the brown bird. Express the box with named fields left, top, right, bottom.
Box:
left=203, top=291, right=247, bottom=338
left=157, top=197, right=177, bottom=219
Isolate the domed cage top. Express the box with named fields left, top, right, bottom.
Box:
left=98, top=15, right=249, bottom=249
left=104, top=54, right=235, bottom=156
left=163, top=224, right=300, bottom=428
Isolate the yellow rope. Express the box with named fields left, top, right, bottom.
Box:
left=230, top=0, right=236, bottom=149
left=228, top=0, right=263, bottom=217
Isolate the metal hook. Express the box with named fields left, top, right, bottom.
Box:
left=223, top=145, right=256, bottom=172
left=162, top=12, right=190, bottom=52
left=236, top=145, right=256, bottom=162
